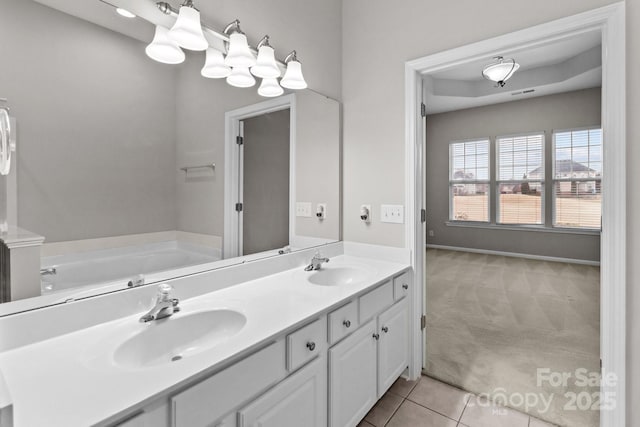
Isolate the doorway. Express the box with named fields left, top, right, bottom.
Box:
left=239, top=109, right=290, bottom=256
left=223, top=95, right=296, bottom=259
left=405, top=4, right=626, bottom=427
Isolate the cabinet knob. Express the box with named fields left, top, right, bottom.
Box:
left=372, top=333, right=380, bottom=340
left=402, top=283, right=409, bottom=290
left=382, top=326, right=389, bottom=333
left=306, top=341, right=316, bottom=351
left=343, top=320, right=351, bottom=328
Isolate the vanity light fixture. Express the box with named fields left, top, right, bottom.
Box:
left=482, top=56, right=520, bottom=87
left=251, top=36, right=281, bottom=79
left=146, top=25, right=186, bottom=64
left=201, top=48, right=231, bottom=78
left=168, top=0, right=208, bottom=51
left=258, top=78, right=284, bottom=97
left=223, top=20, right=257, bottom=68
left=280, top=51, right=308, bottom=90
left=115, top=8, right=136, bottom=18
left=153, top=2, right=308, bottom=97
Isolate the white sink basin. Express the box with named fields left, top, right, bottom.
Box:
left=113, top=309, right=246, bottom=368
left=306, top=266, right=369, bottom=286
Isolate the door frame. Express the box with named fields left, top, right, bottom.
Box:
left=404, top=4, right=626, bottom=427
left=223, top=94, right=296, bottom=258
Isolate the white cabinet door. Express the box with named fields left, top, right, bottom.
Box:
left=377, top=299, right=408, bottom=397
left=329, top=319, right=377, bottom=427
left=238, top=356, right=326, bottom=427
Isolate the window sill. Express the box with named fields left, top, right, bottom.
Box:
left=444, top=221, right=601, bottom=236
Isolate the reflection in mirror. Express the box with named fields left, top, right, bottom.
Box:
left=0, top=0, right=341, bottom=315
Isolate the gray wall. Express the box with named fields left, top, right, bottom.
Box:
left=0, top=0, right=177, bottom=242
left=426, top=88, right=601, bottom=261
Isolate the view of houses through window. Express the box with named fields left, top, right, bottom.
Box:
left=449, top=127, right=602, bottom=230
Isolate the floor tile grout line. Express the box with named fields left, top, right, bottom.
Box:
left=382, top=396, right=406, bottom=427
left=457, top=394, right=471, bottom=424
left=400, top=396, right=461, bottom=424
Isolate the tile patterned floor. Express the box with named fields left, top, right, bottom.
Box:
left=357, top=375, right=557, bottom=427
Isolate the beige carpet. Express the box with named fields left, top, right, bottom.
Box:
left=425, top=248, right=600, bottom=427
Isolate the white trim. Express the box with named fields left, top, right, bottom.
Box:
left=405, top=4, right=625, bottom=426
left=426, top=244, right=600, bottom=266
left=223, top=94, right=297, bottom=259
left=444, top=220, right=600, bottom=235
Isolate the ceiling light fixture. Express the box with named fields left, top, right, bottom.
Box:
left=280, top=51, right=308, bottom=90
left=116, top=8, right=136, bottom=18
left=168, top=0, right=208, bottom=51
left=145, top=25, right=186, bottom=64
left=153, top=2, right=308, bottom=97
left=482, top=56, right=520, bottom=87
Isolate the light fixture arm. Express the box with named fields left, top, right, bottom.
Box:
left=223, top=19, right=243, bottom=35
left=257, top=35, right=271, bottom=50
left=284, top=50, right=298, bottom=64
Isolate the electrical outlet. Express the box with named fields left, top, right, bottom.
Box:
left=360, top=205, right=371, bottom=223
left=428, top=230, right=434, bottom=237
left=380, top=204, right=404, bottom=224
left=296, top=202, right=312, bottom=217
left=316, top=203, right=327, bottom=220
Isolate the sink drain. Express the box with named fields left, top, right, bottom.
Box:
left=171, top=355, right=183, bottom=362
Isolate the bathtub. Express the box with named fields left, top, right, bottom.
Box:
left=40, top=241, right=221, bottom=295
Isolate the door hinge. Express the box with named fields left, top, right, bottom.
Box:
left=235, top=203, right=243, bottom=212
left=421, top=314, right=426, bottom=330
left=236, top=135, right=244, bottom=145
left=420, top=102, right=426, bottom=118
left=421, top=209, right=426, bottom=223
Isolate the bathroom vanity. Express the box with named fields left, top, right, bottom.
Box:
left=0, top=243, right=413, bottom=427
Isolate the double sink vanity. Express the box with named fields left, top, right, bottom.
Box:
left=0, top=242, right=413, bottom=427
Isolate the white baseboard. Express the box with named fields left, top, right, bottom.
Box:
left=426, top=244, right=600, bottom=266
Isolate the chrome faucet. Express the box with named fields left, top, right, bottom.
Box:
left=40, top=267, right=57, bottom=276
left=139, top=283, right=180, bottom=323
left=304, top=252, right=330, bottom=271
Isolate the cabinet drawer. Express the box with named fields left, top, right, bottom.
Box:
left=328, top=300, right=358, bottom=346
left=171, top=340, right=286, bottom=427
left=287, top=318, right=326, bottom=372
left=359, top=280, right=393, bottom=323
left=393, top=271, right=410, bottom=301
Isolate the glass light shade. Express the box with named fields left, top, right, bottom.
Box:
left=280, top=60, right=307, bottom=90
left=201, top=48, right=231, bottom=78
left=482, top=59, right=520, bottom=85
left=258, top=78, right=284, bottom=97
left=225, top=33, right=256, bottom=68
left=168, top=6, right=208, bottom=51
left=226, top=67, right=256, bottom=88
left=250, top=46, right=280, bottom=79
left=145, top=26, right=185, bottom=65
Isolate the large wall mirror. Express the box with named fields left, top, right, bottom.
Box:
left=0, top=0, right=341, bottom=315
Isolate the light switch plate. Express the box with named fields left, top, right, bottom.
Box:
left=296, top=202, right=312, bottom=217
left=380, top=204, right=404, bottom=224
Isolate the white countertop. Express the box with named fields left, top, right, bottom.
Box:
left=0, top=254, right=409, bottom=427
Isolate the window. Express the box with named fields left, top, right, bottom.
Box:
left=449, top=139, right=490, bottom=222
left=553, top=128, right=602, bottom=229
left=496, top=133, right=544, bottom=225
